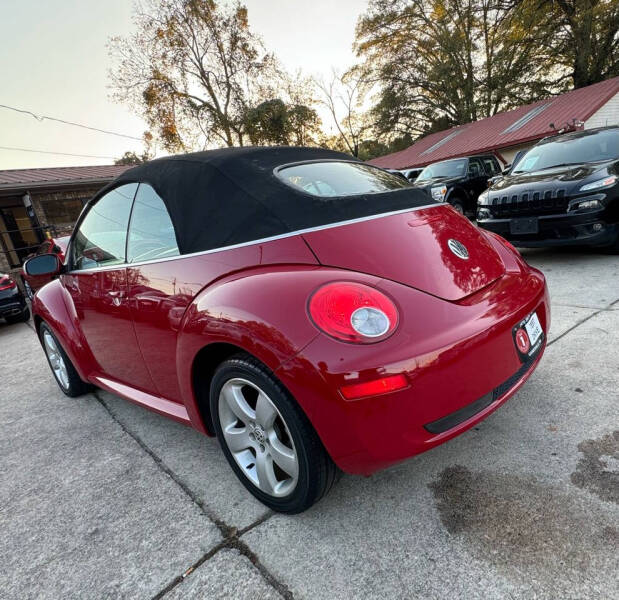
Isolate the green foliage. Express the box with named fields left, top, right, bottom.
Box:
left=535, top=0, right=619, bottom=88
left=114, top=151, right=151, bottom=165
left=356, top=0, right=567, bottom=138
left=244, top=99, right=321, bottom=146
left=109, top=0, right=618, bottom=158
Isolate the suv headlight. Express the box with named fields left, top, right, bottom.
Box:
left=579, top=175, right=617, bottom=192
left=477, top=190, right=490, bottom=204
left=431, top=185, right=447, bottom=201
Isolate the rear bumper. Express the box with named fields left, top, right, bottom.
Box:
left=478, top=210, right=618, bottom=247
left=422, top=347, right=543, bottom=436
left=278, top=269, right=549, bottom=475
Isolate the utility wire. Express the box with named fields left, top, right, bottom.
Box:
left=0, top=103, right=143, bottom=141
left=0, top=145, right=116, bottom=159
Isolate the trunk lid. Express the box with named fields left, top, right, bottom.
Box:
left=302, top=205, right=505, bottom=301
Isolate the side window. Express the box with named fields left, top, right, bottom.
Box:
left=127, top=184, right=179, bottom=263
left=482, top=158, right=497, bottom=175
left=71, top=183, right=137, bottom=270
left=468, top=158, right=483, bottom=177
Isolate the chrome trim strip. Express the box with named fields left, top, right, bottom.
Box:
left=65, top=203, right=439, bottom=274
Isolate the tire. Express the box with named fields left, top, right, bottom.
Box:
left=210, top=354, right=338, bottom=513
left=450, top=198, right=465, bottom=215
left=5, top=307, right=30, bottom=324
left=600, top=231, right=619, bottom=254
left=39, top=322, right=93, bottom=397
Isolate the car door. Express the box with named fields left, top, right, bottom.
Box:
left=467, top=158, right=487, bottom=204
left=62, top=183, right=155, bottom=392
left=124, top=183, right=272, bottom=403
left=124, top=183, right=188, bottom=402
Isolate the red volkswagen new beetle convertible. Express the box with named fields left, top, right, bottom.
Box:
left=24, top=147, right=549, bottom=513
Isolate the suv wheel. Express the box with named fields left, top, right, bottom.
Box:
left=450, top=198, right=465, bottom=215
left=210, top=354, right=338, bottom=513
left=603, top=231, right=619, bottom=254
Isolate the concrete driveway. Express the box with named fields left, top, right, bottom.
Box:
left=1, top=248, right=617, bottom=599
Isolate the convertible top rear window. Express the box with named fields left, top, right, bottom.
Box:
left=277, top=161, right=410, bottom=197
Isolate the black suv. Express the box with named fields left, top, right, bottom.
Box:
left=477, top=126, right=619, bottom=251
left=0, top=273, right=29, bottom=324
left=413, top=154, right=502, bottom=214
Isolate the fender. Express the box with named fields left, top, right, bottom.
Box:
left=176, top=265, right=383, bottom=435
left=32, top=279, right=98, bottom=381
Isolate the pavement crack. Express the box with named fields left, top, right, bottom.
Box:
left=227, top=537, right=294, bottom=600
left=150, top=540, right=229, bottom=600
left=93, top=391, right=289, bottom=599
left=238, top=510, right=274, bottom=536
left=548, top=297, right=618, bottom=347
left=552, top=302, right=617, bottom=310
left=93, top=390, right=232, bottom=536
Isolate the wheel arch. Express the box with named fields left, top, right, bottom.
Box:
left=446, top=186, right=468, bottom=204
left=31, top=280, right=97, bottom=382
left=176, top=268, right=323, bottom=435
left=190, top=341, right=251, bottom=435
left=33, top=313, right=43, bottom=334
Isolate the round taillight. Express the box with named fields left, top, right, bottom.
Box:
left=308, top=282, right=398, bottom=343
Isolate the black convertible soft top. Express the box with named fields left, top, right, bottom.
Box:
left=102, top=146, right=433, bottom=255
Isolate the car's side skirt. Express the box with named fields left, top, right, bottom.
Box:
left=91, top=375, right=192, bottom=426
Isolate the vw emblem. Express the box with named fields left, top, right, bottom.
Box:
left=447, top=239, right=469, bottom=260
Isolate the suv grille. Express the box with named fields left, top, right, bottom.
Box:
left=488, top=189, right=568, bottom=217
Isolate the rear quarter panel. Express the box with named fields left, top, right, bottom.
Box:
left=176, top=267, right=384, bottom=433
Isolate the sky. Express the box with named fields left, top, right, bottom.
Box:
left=0, top=0, right=369, bottom=170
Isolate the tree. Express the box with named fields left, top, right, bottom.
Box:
left=243, top=98, right=321, bottom=146
left=114, top=132, right=155, bottom=165
left=355, top=0, right=564, bottom=139
left=316, top=69, right=372, bottom=157
left=109, top=0, right=282, bottom=151
left=537, top=0, right=619, bottom=88
left=115, top=151, right=150, bottom=165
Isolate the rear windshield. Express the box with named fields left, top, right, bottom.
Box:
left=417, top=159, right=467, bottom=181
left=514, top=129, right=619, bottom=173
left=277, top=161, right=410, bottom=197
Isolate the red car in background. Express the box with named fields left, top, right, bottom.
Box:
left=21, top=236, right=69, bottom=299
left=24, top=147, right=549, bottom=513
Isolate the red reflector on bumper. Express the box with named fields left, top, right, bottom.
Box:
left=340, top=374, right=408, bottom=400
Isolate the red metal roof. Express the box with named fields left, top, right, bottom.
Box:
left=369, top=77, right=619, bottom=169
left=0, top=164, right=131, bottom=190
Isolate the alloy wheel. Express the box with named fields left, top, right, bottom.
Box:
left=43, top=330, right=69, bottom=390
left=218, top=378, right=298, bottom=497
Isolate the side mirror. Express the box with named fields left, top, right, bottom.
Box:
left=23, top=253, right=62, bottom=280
